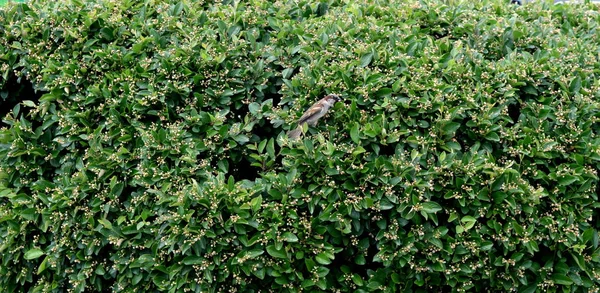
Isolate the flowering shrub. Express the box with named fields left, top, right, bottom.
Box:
left=1, top=0, right=600, bottom=291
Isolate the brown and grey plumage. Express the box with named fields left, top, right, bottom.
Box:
left=288, top=94, right=342, bottom=139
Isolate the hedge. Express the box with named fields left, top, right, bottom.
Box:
left=1, top=0, right=600, bottom=291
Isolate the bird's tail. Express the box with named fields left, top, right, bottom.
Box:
left=287, top=126, right=303, bottom=139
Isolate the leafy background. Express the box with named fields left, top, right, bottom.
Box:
left=0, top=0, right=26, bottom=6
left=1, top=0, right=600, bottom=291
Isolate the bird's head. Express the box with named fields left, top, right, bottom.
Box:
left=322, top=94, right=342, bottom=107
left=325, top=94, right=342, bottom=103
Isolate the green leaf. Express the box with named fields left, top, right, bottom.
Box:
left=22, top=100, right=36, bottom=107
left=569, top=76, right=581, bottom=94
left=315, top=252, right=332, bottom=265
left=375, top=88, right=393, bottom=98
left=282, top=232, right=298, bottom=243
left=266, top=245, right=287, bottom=259
left=444, top=141, right=461, bottom=151
left=253, top=268, right=265, bottom=279
left=461, top=216, right=477, bottom=230
left=37, top=256, right=49, bottom=274
left=305, top=258, right=316, bottom=271
left=301, top=279, right=315, bottom=288
left=100, top=27, right=114, bottom=40
left=480, top=241, right=493, bottom=251
left=267, top=138, right=276, bottom=158
left=98, top=219, right=112, bottom=230
left=442, top=122, right=460, bottom=136
left=182, top=256, right=203, bottom=265
left=24, top=248, right=44, bottom=260
left=570, top=252, right=586, bottom=270
left=228, top=175, right=235, bottom=191
left=360, top=53, right=373, bottom=67
left=315, top=279, right=327, bottom=290
left=354, top=253, right=366, bottom=265
left=379, top=198, right=394, bottom=210
left=111, top=182, right=124, bottom=197
left=249, top=102, right=260, bottom=115
left=352, top=146, right=366, bottom=156
left=217, top=160, right=229, bottom=173
left=246, top=249, right=264, bottom=259
left=315, top=266, right=330, bottom=278
left=250, top=195, right=262, bottom=213
left=20, top=208, right=36, bottom=221
left=552, top=274, right=573, bottom=285
left=485, top=132, right=500, bottom=142
left=557, top=175, right=578, bottom=186
left=421, top=201, right=442, bottom=213
left=350, top=123, right=360, bottom=144
left=431, top=261, right=445, bottom=272
left=352, top=274, right=364, bottom=286
left=448, top=212, right=458, bottom=222
left=582, top=228, right=595, bottom=244
left=282, top=68, right=294, bottom=79
left=234, top=134, right=249, bottom=144
left=519, top=283, right=538, bottom=293
left=456, top=225, right=464, bottom=234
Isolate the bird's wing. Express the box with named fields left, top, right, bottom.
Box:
left=296, top=105, right=324, bottom=125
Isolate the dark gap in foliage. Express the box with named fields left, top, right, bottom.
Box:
left=209, top=139, right=263, bottom=182
left=0, top=75, right=45, bottom=128
left=87, top=18, right=104, bottom=36
left=534, top=161, right=551, bottom=180
left=551, top=156, right=568, bottom=168
left=120, top=184, right=136, bottom=205
left=532, top=156, right=569, bottom=190
left=315, top=2, right=329, bottom=17
left=376, top=143, right=396, bottom=156
left=530, top=242, right=554, bottom=264
left=436, top=206, right=456, bottom=232
left=228, top=80, right=285, bottom=179
left=251, top=117, right=278, bottom=140
left=268, top=90, right=283, bottom=109
left=221, top=0, right=237, bottom=6
left=129, top=98, right=179, bottom=127
left=592, top=183, right=600, bottom=228
left=229, top=101, right=249, bottom=124
left=594, top=170, right=600, bottom=209
left=432, top=30, right=450, bottom=40
left=266, top=66, right=285, bottom=107
left=331, top=244, right=360, bottom=270
left=521, top=45, right=540, bottom=55
left=288, top=1, right=330, bottom=20
left=273, top=149, right=284, bottom=171
left=419, top=22, right=451, bottom=40
left=95, top=245, right=114, bottom=267
left=135, top=112, right=161, bottom=125
left=365, top=241, right=385, bottom=271
left=230, top=155, right=259, bottom=181
left=515, top=83, right=541, bottom=125
left=90, top=248, right=118, bottom=290
left=19, top=279, right=34, bottom=293
left=455, top=117, right=472, bottom=150
left=278, top=67, right=300, bottom=95
left=486, top=141, right=505, bottom=161
left=507, top=101, right=521, bottom=125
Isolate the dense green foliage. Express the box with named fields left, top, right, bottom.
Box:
left=0, top=1, right=27, bottom=7
left=2, top=0, right=600, bottom=291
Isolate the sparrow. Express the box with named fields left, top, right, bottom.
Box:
left=288, top=94, right=342, bottom=139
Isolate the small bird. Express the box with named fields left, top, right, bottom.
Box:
left=288, top=94, right=342, bottom=139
